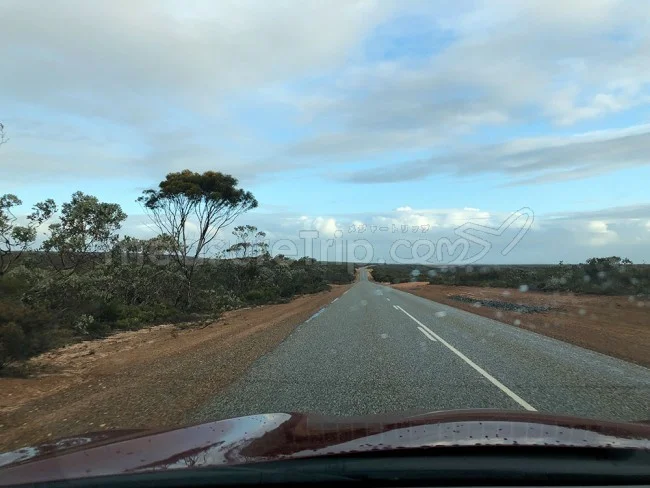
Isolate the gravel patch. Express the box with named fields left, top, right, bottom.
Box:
left=449, top=295, right=552, bottom=313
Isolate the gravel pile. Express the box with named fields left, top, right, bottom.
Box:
left=448, top=295, right=552, bottom=313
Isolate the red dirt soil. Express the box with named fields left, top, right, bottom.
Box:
left=392, top=282, right=649, bottom=368
left=0, top=285, right=351, bottom=451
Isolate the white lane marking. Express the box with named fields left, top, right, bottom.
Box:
left=386, top=298, right=390, bottom=301
left=332, top=297, right=339, bottom=303
left=417, top=326, right=437, bottom=342
left=392, top=305, right=399, bottom=310
left=305, top=307, right=326, bottom=323
left=394, top=305, right=536, bottom=411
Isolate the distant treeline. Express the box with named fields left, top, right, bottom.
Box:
left=370, top=257, right=650, bottom=296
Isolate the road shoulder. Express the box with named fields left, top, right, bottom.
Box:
left=391, top=282, right=649, bottom=368
left=0, top=284, right=351, bottom=451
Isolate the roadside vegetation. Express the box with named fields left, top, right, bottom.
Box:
left=0, top=170, right=353, bottom=375
left=369, top=264, right=432, bottom=284
left=371, top=259, right=650, bottom=296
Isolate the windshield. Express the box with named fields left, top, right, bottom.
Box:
left=1, top=0, right=649, bottom=474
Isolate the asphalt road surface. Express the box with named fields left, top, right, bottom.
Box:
left=195, top=268, right=650, bottom=422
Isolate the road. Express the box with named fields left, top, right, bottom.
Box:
left=195, top=268, right=650, bottom=422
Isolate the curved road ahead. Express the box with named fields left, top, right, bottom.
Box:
left=195, top=268, right=650, bottom=422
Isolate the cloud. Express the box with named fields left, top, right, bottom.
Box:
left=546, top=203, right=650, bottom=221
left=335, top=125, right=650, bottom=184
left=585, top=220, right=618, bottom=246
left=0, top=0, right=396, bottom=182
left=3, top=0, right=650, bottom=213
left=280, top=0, right=650, bottom=171
left=207, top=202, right=650, bottom=263
left=0, top=0, right=394, bottom=118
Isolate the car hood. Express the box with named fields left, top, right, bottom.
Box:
left=1, top=409, right=649, bottom=485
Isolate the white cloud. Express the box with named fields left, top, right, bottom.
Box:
left=587, top=221, right=609, bottom=234
left=0, top=0, right=397, bottom=182
left=585, top=220, right=619, bottom=246
left=311, top=217, right=339, bottom=237
left=0, top=0, right=394, bottom=117
left=214, top=203, right=650, bottom=263
left=282, top=0, right=650, bottom=174
left=337, top=124, right=650, bottom=184
left=3, top=0, right=650, bottom=226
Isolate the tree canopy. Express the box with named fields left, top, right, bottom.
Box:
left=138, top=170, right=257, bottom=306
left=43, top=191, right=126, bottom=272
left=0, top=194, right=56, bottom=275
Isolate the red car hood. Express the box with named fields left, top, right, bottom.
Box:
left=1, top=409, right=649, bottom=485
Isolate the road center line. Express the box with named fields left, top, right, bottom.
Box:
left=394, top=305, right=536, bottom=412
left=417, top=326, right=438, bottom=342
left=386, top=298, right=390, bottom=301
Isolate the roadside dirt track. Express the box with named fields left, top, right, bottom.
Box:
left=392, top=282, right=649, bottom=368
left=0, top=285, right=351, bottom=451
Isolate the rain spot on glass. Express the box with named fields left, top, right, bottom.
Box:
left=513, top=319, right=521, bottom=326
left=465, top=266, right=474, bottom=273
left=637, top=301, right=645, bottom=307
left=472, top=301, right=481, bottom=308
left=380, top=333, right=388, bottom=339
left=583, top=275, right=591, bottom=282
left=518, top=284, right=529, bottom=292
left=578, top=308, right=586, bottom=316
left=411, top=269, right=421, bottom=277
left=360, top=300, right=368, bottom=306
left=495, top=311, right=503, bottom=318
left=502, top=290, right=511, bottom=296
left=435, top=311, right=447, bottom=318
left=427, top=269, right=437, bottom=277
left=597, top=271, right=607, bottom=279
left=628, top=295, right=635, bottom=302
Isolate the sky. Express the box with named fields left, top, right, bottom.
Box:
left=2, top=0, right=650, bottom=264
